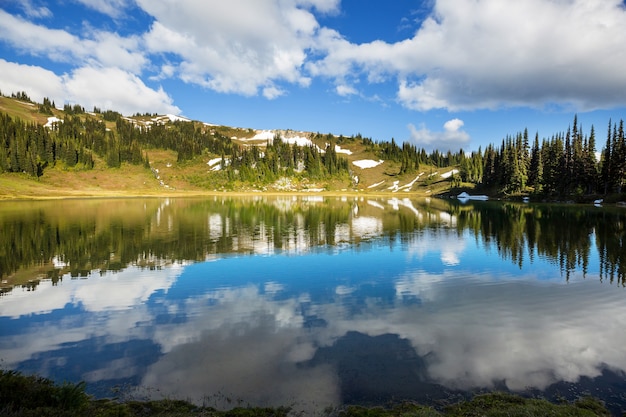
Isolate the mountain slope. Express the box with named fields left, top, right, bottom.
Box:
left=0, top=95, right=464, bottom=198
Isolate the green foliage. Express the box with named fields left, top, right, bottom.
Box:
left=222, top=134, right=350, bottom=185
left=445, top=392, right=609, bottom=417
left=38, top=97, right=55, bottom=115
left=102, top=110, right=122, bottom=122
left=63, top=103, right=85, bottom=115
left=0, top=370, right=89, bottom=412
left=478, top=115, right=623, bottom=198
left=11, top=91, right=32, bottom=102
left=340, top=403, right=441, bottom=417
left=125, top=399, right=200, bottom=415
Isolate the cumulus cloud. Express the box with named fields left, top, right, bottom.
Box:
left=0, top=9, right=145, bottom=72
left=408, top=118, right=470, bottom=151
left=336, top=84, right=358, bottom=97
left=63, top=66, right=180, bottom=114
left=138, top=0, right=333, bottom=96
left=0, top=60, right=180, bottom=115
left=0, top=9, right=79, bottom=60
left=313, top=0, right=626, bottom=111
left=4, top=0, right=626, bottom=113
left=0, top=59, right=65, bottom=102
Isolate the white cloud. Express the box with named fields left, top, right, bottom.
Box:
left=262, top=85, right=285, bottom=100
left=0, top=9, right=80, bottom=60
left=443, top=118, right=464, bottom=132
left=4, top=0, right=626, bottom=113
left=63, top=66, right=180, bottom=114
left=71, top=0, right=129, bottom=18
left=408, top=118, right=470, bottom=151
left=0, top=60, right=180, bottom=115
left=138, top=0, right=327, bottom=96
left=313, top=0, right=626, bottom=112
left=0, top=59, right=65, bottom=102
left=336, top=84, right=358, bottom=97
left=87, top=31, right=146, bottom=73
left=295, top=0, right=340, bottom=14
left=17, top=0, right=52, bottom=18
left=0, top=9, right=145, bottom=72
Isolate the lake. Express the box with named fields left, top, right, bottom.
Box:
left=1, top=196, right=625, bottom=415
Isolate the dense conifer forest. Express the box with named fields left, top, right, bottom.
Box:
left=1, top=91, right=625, bottom=198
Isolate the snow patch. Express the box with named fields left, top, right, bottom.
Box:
left=283, top=136, right=315, bottom=147
left=250, top=130, right=275, bottom=141
left=441, top=169, right=459, bottom=179
left=368, top=180, right=385, bottom=189
left=457, top=192, right=488, bottom=201
left=164, top=114, right=191, bottom=122
left=44, top=116, right=63, bottom=128
left=353, top=159, right=383, bottom=169
left=207, top=157, right=229, bottom=171
left=394, top=173, right=424, bottom=192
left=335, top=145, right=352, bottom=155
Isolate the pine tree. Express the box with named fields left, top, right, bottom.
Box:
left=600, top=119, right=613, bottom=194
left=613, top=120, right=626, bottom=193
left=583, top=126, right=598, bottom=194
left=528, top=133, right=543, bottom=193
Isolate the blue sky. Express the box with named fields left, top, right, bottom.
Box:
left=1, top=0, right=626, bottom=152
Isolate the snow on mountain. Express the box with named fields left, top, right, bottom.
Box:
left=352, top=159, right=383, bottom=169
left=164, top=114, right=191, bottom=122
left=44, top=116, right=63, bottom=128
left=335, top=145, right=352, bottom=155
left=440, top=169, right=459, bottom=179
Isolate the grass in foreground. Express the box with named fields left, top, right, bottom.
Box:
left=0, top=370, right=611, bottom=416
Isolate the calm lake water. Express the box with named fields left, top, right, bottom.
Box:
left=1, top=196, right=625, bottom=414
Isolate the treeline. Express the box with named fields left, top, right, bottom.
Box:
left=364, top=115, right=625, bottom=197
left=479, top=116, right=625, bottom=196
left=0, top=113, right=96, bottom=175
left=362, top=135, right=468, bottom=173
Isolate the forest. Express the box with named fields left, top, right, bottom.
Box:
left=0, top=91, right=625, bottom=197
left=360, top=115, right=626, bottom=197
left=0, top=93, right=351, bottom=185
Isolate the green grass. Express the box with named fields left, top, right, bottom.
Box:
left=444, top=392, right=610, bottom=417
left=0, top=371, right=612, bottom=417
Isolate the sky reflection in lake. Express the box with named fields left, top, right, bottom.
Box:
left=0, top=197, right=625, bottom=414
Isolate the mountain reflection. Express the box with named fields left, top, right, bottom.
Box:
left=1, top=197, right=626, bottom=414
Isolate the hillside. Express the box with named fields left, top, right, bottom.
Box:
left=0, top=94, right=465, bottom=199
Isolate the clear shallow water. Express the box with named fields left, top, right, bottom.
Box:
left=1, top=197, right=625, bottom=414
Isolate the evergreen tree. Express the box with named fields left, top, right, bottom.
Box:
left=582, top=126, right=598, bottom=194
left=600, top=119, right=613, bottom=194
left=528, top=133, right=543, bottom=193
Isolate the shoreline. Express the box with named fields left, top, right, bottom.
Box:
left=0, top=187, right=439, bottom=201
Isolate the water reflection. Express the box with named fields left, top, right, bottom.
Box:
left=1, top=197, right=625, bottom=414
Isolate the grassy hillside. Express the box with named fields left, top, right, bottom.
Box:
left=0, top=95, right=468, bottom=198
